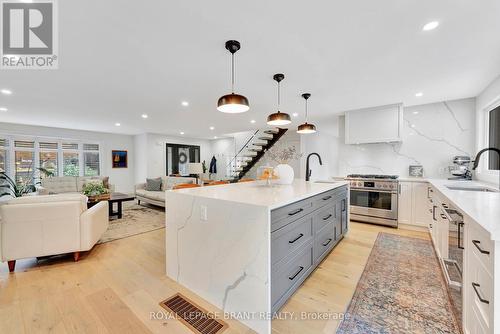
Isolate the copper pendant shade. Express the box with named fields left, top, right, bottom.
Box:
left=267, top=74, right=291, bottom=126
left=217, top=40, right=249, bottom=113
left=297, top=93, right=317, bottom=134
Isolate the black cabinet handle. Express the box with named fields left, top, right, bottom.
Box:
left=458, top=222, right=464, bottom=250
left=322, top=214, right=332, bottom=221
left=288, top=266, right=304, bottom=280
left=472, top=282, right=489, bottom=304
left=472, top=240, right=490, bottom=254
left=440, top=214, right=447, bottom=220
left=322, top=195, right=332, bottom=201
left=289, top=233, right=304, bottom=244
left=341, top=199, right=346, bottom=211
left=322, top=238, right=332, bottom=247
left=288, top=208, right=303, bottom=216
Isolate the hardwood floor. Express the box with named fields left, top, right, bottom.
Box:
left=0, top=222, right=429, bottom=334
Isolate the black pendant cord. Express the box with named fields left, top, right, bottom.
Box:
left=305, top=99, right=308, bottom=122
left=231, top=53, right=235, bottom=93
left=277, top=81, right=281, bottom=112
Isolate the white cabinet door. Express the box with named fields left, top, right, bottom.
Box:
left=412, top=182, right=430, bottom=227
left=398, top=181, right=413, bottom=225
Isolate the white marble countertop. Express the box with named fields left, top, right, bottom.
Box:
left=427, top=179, right=500, bottom=240
left=171, top=179, right=348, bottom=209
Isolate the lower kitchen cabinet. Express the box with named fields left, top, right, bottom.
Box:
left=397, top=180, right=429, bottom=228
left=271, top=185, right=348, bottom=313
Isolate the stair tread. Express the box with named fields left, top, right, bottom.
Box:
left=258, top=136, right=273, bottom=140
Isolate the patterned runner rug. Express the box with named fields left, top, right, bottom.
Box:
left=337, top=232, right=461, bottom=334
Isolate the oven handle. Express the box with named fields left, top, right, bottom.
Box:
left=350, top=188, right=397, bottom=194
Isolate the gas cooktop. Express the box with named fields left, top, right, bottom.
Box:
left=346, top=174, right=399, bottom=180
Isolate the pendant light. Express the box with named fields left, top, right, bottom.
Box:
left=297, top=93, right=317, bottom=134
left=217, top=40, right=249, bottom=113
left=267, top=73, right=291, bottom=126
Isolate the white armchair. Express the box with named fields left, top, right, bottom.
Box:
left=0, top=193, right=109, bottom=272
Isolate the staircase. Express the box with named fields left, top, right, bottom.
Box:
left=227, top=128, right=288, bottom=181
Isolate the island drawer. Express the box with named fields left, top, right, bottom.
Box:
left=272, top=215, right=313, bottom=265
left=271, top=199, right=314, bottom=232
left=271, top=244, right=313, bottom=311
left=312, top=186, right=347, bottom=210
left=313, top=204, right=336, bottom=233
left=314, top=222, right=335, bottom=263
left=470, top=223, right=494, bottom=276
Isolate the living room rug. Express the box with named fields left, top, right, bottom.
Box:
left=97, top=203, right=165, bottom=244
left=336, top=232, right=461, bottom=334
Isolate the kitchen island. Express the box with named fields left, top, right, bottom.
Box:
left=165, top=180, right=349, bottom=334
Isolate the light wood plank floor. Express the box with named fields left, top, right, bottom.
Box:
left=0, top=222, right=429, bottom=334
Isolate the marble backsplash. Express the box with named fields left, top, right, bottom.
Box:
left=336, top=98, right=476, bottom=178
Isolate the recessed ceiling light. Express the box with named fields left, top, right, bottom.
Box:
left=0, top=107, right=7, bottom=112
left=181, top=101, right=189, bottom=107
left=115, top=123, right=121, bottom=126
left=413, top=111, right=419, bottom=115
left=209, top=126, right=215, bottom=130
left=250, top=120, right=256, bottom=124
left=180, top=131, right=185, bottom=135
left=214, top=136, right=218, bottom=139
left=1, top=89, right=12, bottom=95
left=410, top=124, right=416, bottom=128
left=292, top=113, right=299, bottom=117
left=422, top=21, right=439, bottom=31
left=415, top=92, right=423, bottom=97
left=141, top=114, right=148, bottom=119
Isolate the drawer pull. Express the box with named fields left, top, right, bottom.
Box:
left=289, top=233, right=304, bottom=244
left=440, top=214, right=448, bottom=220
left=472, top=240, right=490, bottom=255
left=472, top=282, right=489, bottom=304
left=288, top=208, right=303, bottom=216
left=288, top=266, right=304, bottom=280
left=322, top=214, right=332, bottom=221
left=322, top=238, right=332, bottom=247
left=322, top=195, right=332, bottom=201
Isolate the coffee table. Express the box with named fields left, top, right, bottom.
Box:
left=88, top=192, right=135, bottom=219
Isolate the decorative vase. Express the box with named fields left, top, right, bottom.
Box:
left=274, top=164, right=294, bottom=185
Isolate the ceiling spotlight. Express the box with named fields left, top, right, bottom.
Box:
left=209, top=126, right=215, bottom=130
left=250, top=120, right=256, bottom=124
left=214, top=136, right=218, bottom=139
left=413, top=111, right=419, bottom=115
left=1, top=89, right=12, bottom=95
left=141, top=114, right=148, bottom=119
left=297, top=93, right=317, bottom=134
left=267, top=73, right=291, bottom=126
left=422, top=21, right=439, bottom=31
left=115, top=123, right=121, bottom=126
left=181, top=101, right=189, bottom=107
left=0, top=107, right=7, bottom=112
left=415, top=92, right=423, bottom=97
left=217, top=40, right=250, bottom=113
left=180, top=131, right=185, bottom=135
left=292, top=113, right=299, bottom=117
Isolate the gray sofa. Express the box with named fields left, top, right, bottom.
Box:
left=135, top=176, right=197, bottom=207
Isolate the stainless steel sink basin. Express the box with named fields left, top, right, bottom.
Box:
left=446, top=185, right=499, bottom=192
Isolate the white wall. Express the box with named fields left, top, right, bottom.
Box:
left=475, top=74, right=500, bottom=184
left=300, top=131, right=339, bottom=181
left=0, top=122, right=136, bottom=193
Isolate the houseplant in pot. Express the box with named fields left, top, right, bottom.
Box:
left=267, top=144, right=302, bottom=185
left=82, top=182, right=110, bottom=202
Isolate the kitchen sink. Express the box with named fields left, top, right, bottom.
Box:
left=445, top=185, right=499, bottom=192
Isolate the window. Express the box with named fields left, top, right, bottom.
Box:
left=83, top=143, right=100, bottom=176
left=63, top=152, right=79, bottom=176
left=15, top=151, right=35, bottom=183
left=39, top=142, right=58, bottom=177
left=0, top=139, right=8, bottom=174
left=165, top=143, right=200, bottom=176
left=488, top=105, right=500, bottom=170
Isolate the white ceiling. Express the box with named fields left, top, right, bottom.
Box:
left=1, top=0, right=500, bottom=138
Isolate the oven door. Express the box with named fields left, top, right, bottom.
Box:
left=350, top=188, right=398, bottom=220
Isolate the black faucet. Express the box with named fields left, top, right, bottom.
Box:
left=472, top=147, right=500, bottom=171
left=306, top=153, right=322, bottom=181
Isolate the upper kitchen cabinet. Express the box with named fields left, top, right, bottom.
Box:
left=345, top=103, right=403, bottom=144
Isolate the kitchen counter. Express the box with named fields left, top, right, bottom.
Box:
left=427, top=179, right=500, bottom=240
left=165, top=180, right=348, bottom=334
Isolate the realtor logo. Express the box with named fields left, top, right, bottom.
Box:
left=1, top=0, right=58, bottom=69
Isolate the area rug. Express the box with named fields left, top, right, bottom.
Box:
left=97, top=203, right=165, bottom=244
left=336, top=232, right=461, bottom=334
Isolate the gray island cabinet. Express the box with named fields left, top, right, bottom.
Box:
left=271, top=186, right=348, bottom=313
left=166, top=180, right=349, bottom=334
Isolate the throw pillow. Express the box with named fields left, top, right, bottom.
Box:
left=102, top=176, right=110, bottom=189
left=146, top=177, right=162, bottom=191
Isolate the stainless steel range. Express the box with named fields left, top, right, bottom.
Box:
left=346, top=174, right=399, bottom=227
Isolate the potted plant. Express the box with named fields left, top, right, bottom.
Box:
left=82, top=182, right=110, bottom=202
left=0, top=172, right=37, bottom=199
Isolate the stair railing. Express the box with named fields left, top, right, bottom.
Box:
left=226, top=130, right=260, bottom=178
